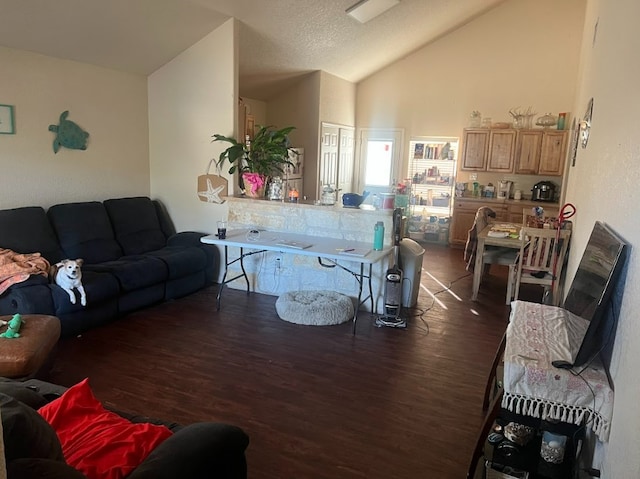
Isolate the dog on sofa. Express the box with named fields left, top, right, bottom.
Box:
left=49, top=259, right=86, bottom=306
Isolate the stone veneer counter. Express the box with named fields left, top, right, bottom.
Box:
left=221, top=196, right=396, bottom=313
left=226, top=196, right=394, bottom=243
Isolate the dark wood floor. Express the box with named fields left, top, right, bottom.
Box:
left=47, top=244, right=542, bottom=479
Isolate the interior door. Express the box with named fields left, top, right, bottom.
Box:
left=337, top=127, right=355, bottom=194
left=319, top=123, right=356, bottom=198
left=319, top=124, right=339, bottom=191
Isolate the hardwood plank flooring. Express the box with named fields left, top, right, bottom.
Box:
left=46, top=244, right=542, bottom=478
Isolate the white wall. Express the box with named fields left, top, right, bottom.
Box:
left=267, top=72, right=321, bottom=199
left=318, top=70, right=356, bottom=128
left=148, top=19, right=237, bottom=233
left=356, top=0, right=585, bottom=194
left=243, top=97, right=267, bottom=127
left=0, top=46, right=149, bottom=209
left=565, top=0, right=640, bottom=476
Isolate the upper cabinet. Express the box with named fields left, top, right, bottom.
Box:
left=514, top=130, right=543, bottom=174
left=460, top=129, right=489, bottom=170
left=461, top=128, right=569, bottom=176
left=486, top=130, right=517, bottom=172
left=538, top=130, right=568, bottom=176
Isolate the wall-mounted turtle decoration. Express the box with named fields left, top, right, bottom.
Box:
left=48, top=110, right=89, bottom=153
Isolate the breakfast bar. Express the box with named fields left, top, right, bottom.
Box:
left=212, top=196, right=396, bottom=313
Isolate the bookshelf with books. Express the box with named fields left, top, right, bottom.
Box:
left=407, top=137, right=459, bottom=244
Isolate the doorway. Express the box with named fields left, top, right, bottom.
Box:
left=357, top=128, right=404, bottom=195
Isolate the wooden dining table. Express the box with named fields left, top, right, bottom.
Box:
left=472, top=222, right=522, bottom=301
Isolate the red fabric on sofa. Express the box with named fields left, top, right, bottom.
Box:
left=38, top=378, right=172, bottom=479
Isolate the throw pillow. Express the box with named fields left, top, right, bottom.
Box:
left=38, top=378, right=172, bottom=479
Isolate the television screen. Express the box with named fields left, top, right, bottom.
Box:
left=562, top=221, right=628, bottom=368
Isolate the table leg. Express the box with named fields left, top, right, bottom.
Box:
left=472, top=238, right=485, bottom=301
left=216, top=246, right=262, bottom=310
left=352, top=263, right=366, bottom=335
left=216, top=245, right=229, bottom=310
left=238, top=247, right=251, bottom=293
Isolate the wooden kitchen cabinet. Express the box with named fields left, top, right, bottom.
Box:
left=449, top=199, right=507, bottom=246
left=462, top=128, right=568, bottom=176
left=486, top=130, right=517, bottom=172
left=460, top=129, right=490, bottom=170
left=538, top=130, right=568, bottom=175
left=514, top=130, right=543, bottom=174
left=514, top=130, right=568, bottom=175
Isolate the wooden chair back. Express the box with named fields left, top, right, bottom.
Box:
left=514, top=227, right=572, bottom=306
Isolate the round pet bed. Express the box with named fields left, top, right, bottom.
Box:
left=275, top=290, right=354, bottom=326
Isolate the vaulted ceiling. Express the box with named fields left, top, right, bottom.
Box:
left=0, top=0, right=505, bottom=100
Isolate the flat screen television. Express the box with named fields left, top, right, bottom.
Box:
left=561, top=221, right=628, bottom=369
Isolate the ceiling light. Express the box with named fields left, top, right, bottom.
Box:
left=346, top=0, right=400, bottom=24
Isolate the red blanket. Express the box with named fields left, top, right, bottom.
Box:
left=0, top=248, right=50, bottom=295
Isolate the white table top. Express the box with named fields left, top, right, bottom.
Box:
left=201, top=229, right=393, bottom=265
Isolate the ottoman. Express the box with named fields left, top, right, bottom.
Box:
left=275, top=290, right=354, bottom=326
left=0, top=314, right=61, bottom=379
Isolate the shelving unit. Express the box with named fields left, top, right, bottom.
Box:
left=407, top=137, right=459, bottom=244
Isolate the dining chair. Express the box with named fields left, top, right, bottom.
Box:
left=465, top=206, right=519, bottom=304
left=512, top=226, right=572, bottom=306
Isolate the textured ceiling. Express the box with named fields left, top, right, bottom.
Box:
left=0, top=0, right=505, bottom=100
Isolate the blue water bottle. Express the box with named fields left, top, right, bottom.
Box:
left=373, top=222, right=385, bottom=251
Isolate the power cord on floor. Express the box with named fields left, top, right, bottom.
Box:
left=399, top=272, right=473, bottom=335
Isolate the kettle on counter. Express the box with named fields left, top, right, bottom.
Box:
left=531, top=181, right=557, bottom=202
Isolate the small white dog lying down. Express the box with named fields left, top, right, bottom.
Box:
left=49, top=259, right=87, bottom=306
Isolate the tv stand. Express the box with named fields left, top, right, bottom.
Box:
left=468, top=301, right=614, bottom=478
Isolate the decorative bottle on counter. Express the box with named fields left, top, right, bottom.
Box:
left=557, top=112, right=567, bottom=130
left=373, top=222, right=385, bottom=251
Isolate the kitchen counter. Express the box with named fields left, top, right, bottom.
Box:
left=454, top=195, right=559, bottom=208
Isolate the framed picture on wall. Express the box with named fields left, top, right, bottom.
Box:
left=0, top=104, right=15, bottom=134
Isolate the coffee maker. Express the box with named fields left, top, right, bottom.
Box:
left=497, top=180, right=512, bottom=199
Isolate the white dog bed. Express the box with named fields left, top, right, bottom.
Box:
left=275, top=290, right=354, bottom=326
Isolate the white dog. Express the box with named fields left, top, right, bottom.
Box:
left=50, top=259, right=87, bottom=306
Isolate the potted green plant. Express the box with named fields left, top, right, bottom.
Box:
left=212, top=125, right=297, bottom=197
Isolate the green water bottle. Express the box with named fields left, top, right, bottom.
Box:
left=373, top=222, right=385, bottom=251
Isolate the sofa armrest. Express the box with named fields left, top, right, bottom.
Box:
left=128, top=422, right=249, bottom=479
left=0, top=280, right=55, bottom=316
left=166, top=231, right=206, bottom=248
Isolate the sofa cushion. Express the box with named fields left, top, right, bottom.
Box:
left=84, top=255, right=167, bottom=292
left=146, top=246, right=207, bottom=279
left=0, top=379, right=50, bottom=409
left=47, top=202, right=123, bottom=264
left=0, top=393, right=64, bottom=463
left=7, top=458, right=89, bottom=479
left=104, top=198, right=167, bottom=256
left=50, top=270, right=120, bottom=314
left=0, top=207, right=64, bottom=263
left=38, top=378, right=173, bottom=479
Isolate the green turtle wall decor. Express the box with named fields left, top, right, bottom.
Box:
left=48, top=110, right=89, bottom=153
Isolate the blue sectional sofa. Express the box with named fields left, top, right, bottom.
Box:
left=0, top=197, right=216, bottom=338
